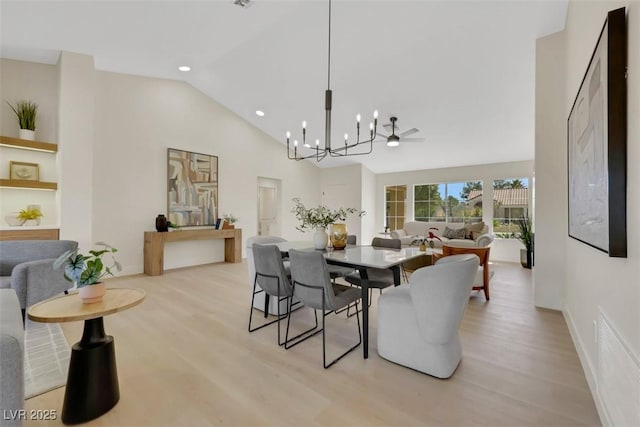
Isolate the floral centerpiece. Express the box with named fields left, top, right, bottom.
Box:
left=54, top=242, right=121, bottom=303
left=291, top=197, right=365, bottom=249
left=411, top=227, right=441, bottom=251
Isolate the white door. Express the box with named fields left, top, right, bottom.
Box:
left=258, top=178, right=281, bottom=236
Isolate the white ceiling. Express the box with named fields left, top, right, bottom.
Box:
left=1, top=0, right=567, bottom=174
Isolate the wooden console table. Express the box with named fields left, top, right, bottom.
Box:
left=144, top=228, right=242, bottom=276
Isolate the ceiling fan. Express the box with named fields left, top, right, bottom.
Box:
left=376, top=116, right=425, bottom=147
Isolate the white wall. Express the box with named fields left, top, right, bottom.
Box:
left=536, top=1, right=639, bottom=424
left=1, top=55, right=321, bottom=273
left=320, top=164, right=364, bottom=243
left=91, top=70, right=320, bottom=273
left=360, top=164, right=376, bottom=245
left=58, top=52, right=95, bottom=249
left=375, top=161, right=534, bottom=262
left=534, top=31, right=567, bottom=310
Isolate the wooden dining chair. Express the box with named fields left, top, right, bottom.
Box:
left=439, top=245, right=492, bottom=300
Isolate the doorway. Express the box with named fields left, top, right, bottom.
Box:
left=257, top=177, right=281, bottom=236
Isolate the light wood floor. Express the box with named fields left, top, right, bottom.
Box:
left=25, top=261, right=600, bottom=426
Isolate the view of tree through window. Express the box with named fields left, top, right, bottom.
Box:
left=414, top=181, right=483, bottom=223
left=385, top=185, right=406, bottom=231
left=492, top=178, right=529, bottom=237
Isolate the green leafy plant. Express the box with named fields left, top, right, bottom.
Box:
left=54, top=242, right=122, bottom=287
left=223, top=214, right=238, bottom=224
left=17, top=207, right=42, bottom=221
left=7, top=100, right=38, bottom=131
left=516, top=216, right=533, bottom=251
left=291, top=197, right=365, bottom=232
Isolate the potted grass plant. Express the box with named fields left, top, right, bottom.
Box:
left=7, top=100, right=38, bottom=140
left=516, top=216, right=533, bottom=269
left=54, top=242, right=122, bottom=303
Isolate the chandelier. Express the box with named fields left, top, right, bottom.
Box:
left=286, top=0, right=378, bottom=162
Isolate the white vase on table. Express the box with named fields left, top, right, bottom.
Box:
left=313, top=227, right=328, bottom=250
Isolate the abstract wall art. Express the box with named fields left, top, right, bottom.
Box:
left=567, top=7, right=626, bottom=257
left=167, top=148, right=218, bottom=227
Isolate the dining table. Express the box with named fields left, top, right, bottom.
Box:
left=275, top=242, right=426, bottom=359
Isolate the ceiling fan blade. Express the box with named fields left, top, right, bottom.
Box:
left=376, top=132, right=390, bottom=138
left=399, top=137, right=425, bottom=143
left=398, top=128, right=419, bottom=138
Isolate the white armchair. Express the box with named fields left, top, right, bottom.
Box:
left=377, top=254, right=479, bottom=378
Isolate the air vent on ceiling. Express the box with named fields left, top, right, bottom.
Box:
left=233, top=0, right=253, bottom=8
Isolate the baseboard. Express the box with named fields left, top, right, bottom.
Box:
left=563, top=307, right=610, bottom=427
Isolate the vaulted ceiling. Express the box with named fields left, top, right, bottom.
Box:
left=1, top=1, right=567, bottom=173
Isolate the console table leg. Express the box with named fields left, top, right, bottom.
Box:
left=62, top=317, right=119, bottom=424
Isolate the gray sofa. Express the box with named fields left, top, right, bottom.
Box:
left=0, top=289, right=24, bottom=427
left=391, top=221, right=494, bottom=248
left=0, top=240, right=78, bottom=317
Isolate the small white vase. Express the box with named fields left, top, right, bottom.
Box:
left=78, top=283, right=106, bottom=304
left=313, top=227, right=329, bottom=250
left=4, top=213, right=22, bottom=226
left=19, top=129, right=35, bottom=141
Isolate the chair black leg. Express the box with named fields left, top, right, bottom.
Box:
left=248, top=276, right=285, bottom=334
left=284, top=294, right=320, bottom=350
left=346, top=289, right=372, bottom=318
left=323, top=300, right=362, bottom=369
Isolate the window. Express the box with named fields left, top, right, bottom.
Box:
left=414, top=181, right=483, bottom=223
left=492, top=178, right=530, bottom=237
left=385, top=185, right=406, bottom=231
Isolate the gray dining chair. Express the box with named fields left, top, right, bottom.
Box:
left=246, top=236, right=289, bottom=316
left=248, top=244, right=294, bottom=345
left=286, top=249, right=362, bottom=369
left=344, top=237, right=401, bottom=313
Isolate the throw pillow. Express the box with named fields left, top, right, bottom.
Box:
left=465, top=221, right=485, bottom=239
left=443, top=226, right=466, bottom=239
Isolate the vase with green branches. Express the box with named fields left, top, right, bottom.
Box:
left=291, top=197, right=365, bottom=249
left=516, top=216, right=533, bottom=268
left=7, top=100, right=38, bottom=140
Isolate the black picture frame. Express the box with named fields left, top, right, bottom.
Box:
left=167, top=148, right=219, bottom=227
left=567, top=7, right=627, bottom=257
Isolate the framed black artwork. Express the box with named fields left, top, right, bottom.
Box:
left=567, top=7, right=627, bottom=257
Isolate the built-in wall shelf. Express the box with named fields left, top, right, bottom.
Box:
left=0, top=179, right=57, bottom=190
left=0, top=227, right=60, bottom=241
left=0, top=135, right=58, bottom=153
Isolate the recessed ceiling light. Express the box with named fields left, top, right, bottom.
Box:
left=255, top=110, right=265, bottom=117
left=178, top=66, right=191, bottom=72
